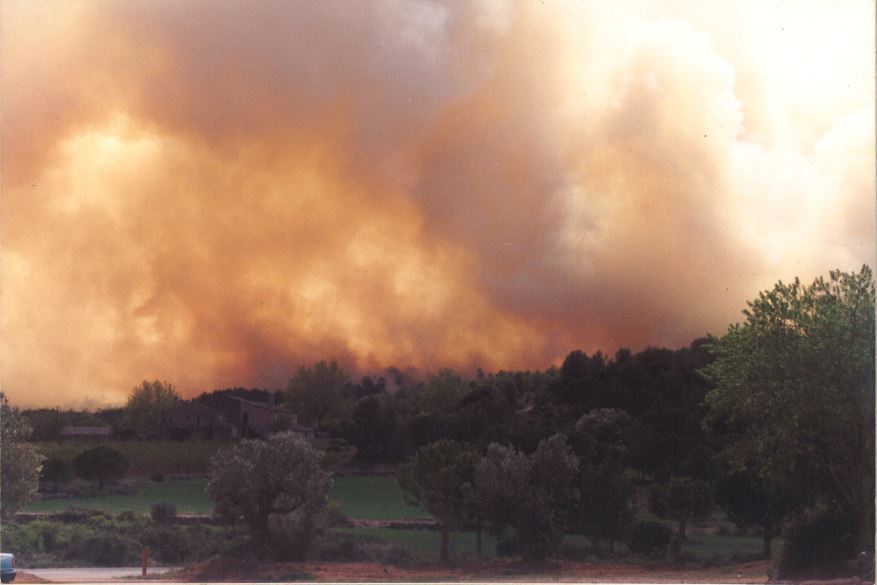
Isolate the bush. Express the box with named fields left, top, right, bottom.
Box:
left=39, top=457, right=74, bottom=492
left=150, top=472, right=164, bottom=482
left=73, top=446, right=129, bottom=489
left=775, top=507, right=857, bottom=579
left=627, top=520, right=672, bottom=557
left=141, top=526, right=191, bottom=564
left=150, top=501, right=177, bottom=524
left=496, top=536, right=519, bottom=557
left=65, top=534, right=139, bottom=566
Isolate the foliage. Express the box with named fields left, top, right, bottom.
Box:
left=123, top=380, right=181, bottom=434
left=573, top=408, right=632, bottom=466
left=716, top=466, right=801, bottom=559
left=1, top=393, right=45, bottom=517
left=627, top=520, right=672, bottom=556
left=34, top=439, right=229, bottom=475
left=71, top=534, right=140, bottom=566
left=209, top=431, right=331, bottom=560
left=150, top=501, right=177, bottom=524
left=285, top=360, right=351, bottom=429
left=471, top=434, right=579, bottom=560
left=39, top=457, right=74, bottom=492
left=775, top=506, right=858, bottom=579
left=348, top=395, right=399, bottom=462
left=22, top=408, right=109, bottom=441
left=648, top=476, right=712, bottom=539
left=4, top=514, right=241, bottom=567
left=27, top=478, right=214, bottom=514
left=398, top=440, right=480, bottom=561
left=73, top=446, right=129, bottom=490
left=704, top=266, right=875, bottom=552
left=415, top=369, right=468, bottom=416
left=573, top=460, right=635, bottom=552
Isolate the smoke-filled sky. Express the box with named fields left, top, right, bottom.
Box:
left=2, top=0, right=874, bottom=408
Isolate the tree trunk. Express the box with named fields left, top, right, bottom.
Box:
left=609, top=537, right=615, bottom=554
left=440, top=522, right=450, bottom=562
left=762, top=532, right=772, bottom=560
left=476, top=523, right=483, bottom=557
left=678, top=513, right=686, bottom=540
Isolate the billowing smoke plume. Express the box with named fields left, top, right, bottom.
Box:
left=2, top=0, right=873, bottom=406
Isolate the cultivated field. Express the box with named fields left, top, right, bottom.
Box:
left=23, top=475, right=768, bottom=566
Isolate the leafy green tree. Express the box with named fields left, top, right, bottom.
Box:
left=40, top=457, right=75, bottom=492
left=472, top=434, right=579, bottom=560
left=415, top=369, right=468, bottom=416
left=73, top=446, right=129, bottom=490
left=574, top=460, right=635, bottom=553
left=398, top=440, right=480, bottom=561
left=209, top=432, right=331, bottom=559
left=285, top=360, right=351, bottom=429
left=348, top=395, right=399, bottom=462
left=648, top=476, right=712, bottom=540
left=716, top=467, right=801, bottom=559
left=0, top=393, right=44, bottom=517
left=572, top=408, right=632, bottom=466
left=123, top=380, right=180, bottom=434
left=703, top=266, right=875, bottom=552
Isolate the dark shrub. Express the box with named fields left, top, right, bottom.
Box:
left=496, top=536, right=519, bottom=557
left=150, top=501, right=177, bottom=524
left=66, top=534, right=138, bottom=566
left=57, top=508, right=106, bottom=524
left=117, top=510, right=138, bottom=522
left=73, top=446, right=129, bottom=490
left=141, top=526, right=191, bottom=564
left=39, top=457, right=74, bottom=491
left=150, top=472, right=164, bottom=482
left=627, top=520, right=672, bottom=556
left=775, top=507, right=857, bottom=579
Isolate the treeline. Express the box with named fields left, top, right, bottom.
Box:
left=338, top=341, right=714, bottom=482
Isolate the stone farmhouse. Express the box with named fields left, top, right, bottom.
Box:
left=161, top=394, right=314, bottom=440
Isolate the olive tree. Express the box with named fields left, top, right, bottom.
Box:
left=472, top=434, right=579, bottom=560
left=0, top=393, right=44, bottom=517
left=209, top=432, right=330, bottom=559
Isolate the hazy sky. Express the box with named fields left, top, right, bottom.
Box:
left=2, top=0, right=874, bottom=407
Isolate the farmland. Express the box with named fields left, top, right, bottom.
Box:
left=22, top=474, right=768, bottom=566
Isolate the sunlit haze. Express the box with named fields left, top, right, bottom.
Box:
left=2, top=0, right=874, bottom=407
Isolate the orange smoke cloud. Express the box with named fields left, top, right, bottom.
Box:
left=2, top=1, right=873, bottom=407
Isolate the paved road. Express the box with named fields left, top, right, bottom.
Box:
left=25, top=566, right=179, bottom=582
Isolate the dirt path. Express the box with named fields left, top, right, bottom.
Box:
left=175, top=558, right=773, bottom=582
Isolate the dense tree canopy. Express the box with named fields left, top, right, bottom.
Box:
left=648, top=476, right=713, bottom=540
left=123, top=380, right=181, bottom=434
left=73, top=445, right=129, bottom=490
left=285, top=360, right=350, bottom=429
left=398, top=440, right=480, bottom=561
left=472, top=434, right=579, bottom=560
left=704, top=266, right=875, bottom=552
left=1, top=393, right=44, bottom=517
left=209, top=432, right=331, bottom=559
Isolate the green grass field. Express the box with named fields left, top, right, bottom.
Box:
left=337, top=526, right=499, bottom=557
left=33, top=441, right=230, bottom=475
left=24, top=471, right=766, bottom=566
left=25, top=479, right=214, bottom=514
left=26, top=475, right=422, bottom=519
left=329, top=475, right=427, bottom=519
